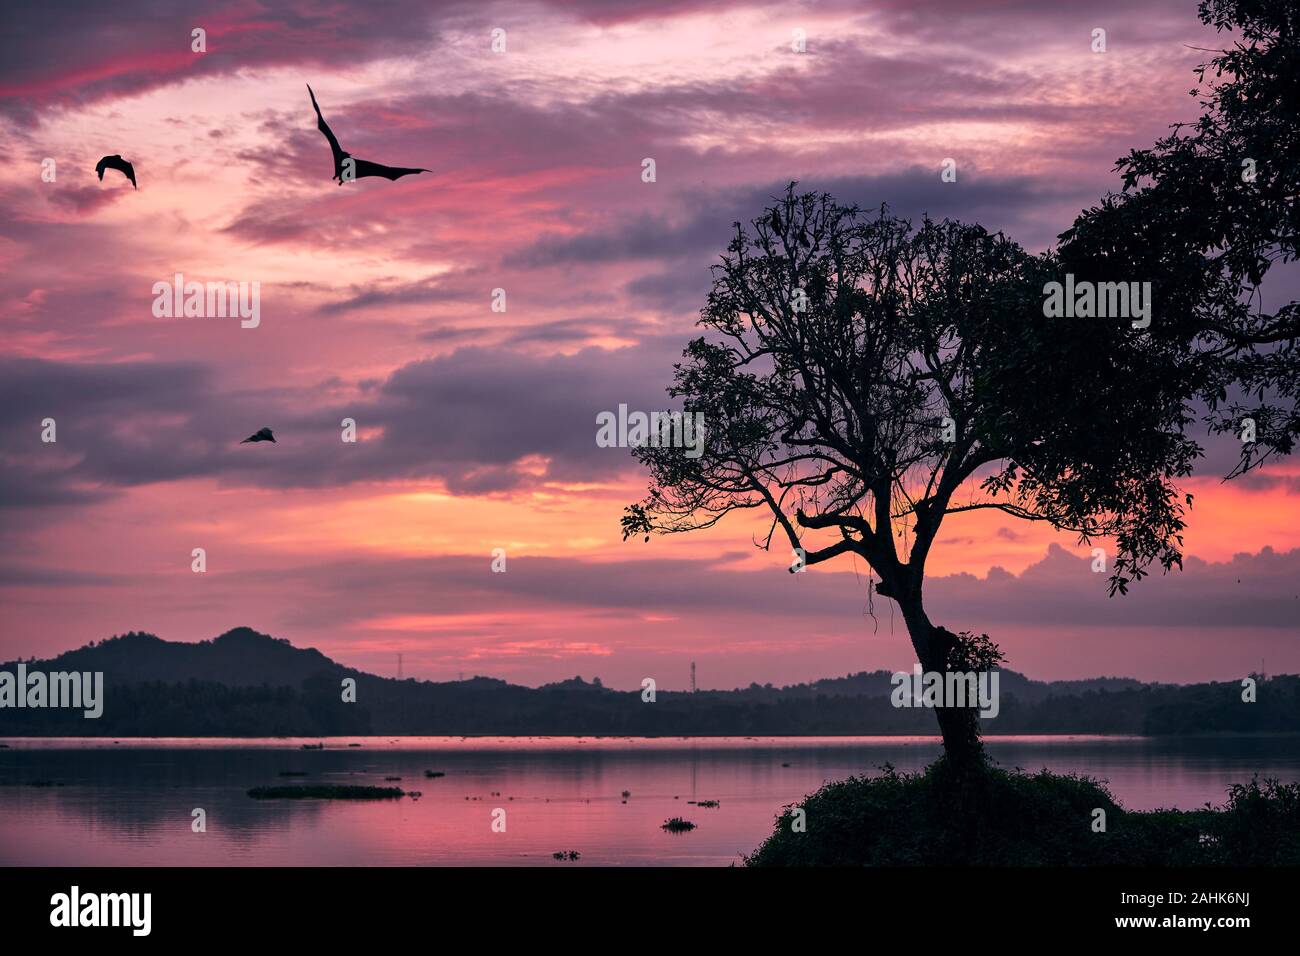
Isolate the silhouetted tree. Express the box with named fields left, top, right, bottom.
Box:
left=624, top=186, right=1203, bottom=764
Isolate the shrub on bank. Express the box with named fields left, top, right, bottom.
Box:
left=745, top=759, right=1300, bottom=866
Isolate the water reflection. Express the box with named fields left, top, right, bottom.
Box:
left=2, top=736, right=1297, bottom=866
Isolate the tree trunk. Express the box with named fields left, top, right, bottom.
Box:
left=896, top=594, right=985, bottom=768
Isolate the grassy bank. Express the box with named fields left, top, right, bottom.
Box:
left=746, top=759, right=1300, bottom=866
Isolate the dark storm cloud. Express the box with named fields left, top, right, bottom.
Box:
left=789, top=171, right=1093, bottom=240
left=0, top=0, right=837, bottom=127
left=925, top=543, right=1300, bottom=631
left=589, top=34, right=1068, bottom=131
left=515, top=169, right=1086, bottom=269
left=347, top=543, right=1299, bottom=634
left=0, top=339, right=693, bottom=499
left=0, top=0, right=461, bottom=125
left=0, top=462, right=112, bottom=510
left=42, top=184, right=129, bottom=216
left=505, top=212, right=732, bottom=269
left=219, top=206, right=319, bottom=247
left=341, top=340, right=686, bottom=492
left=0, top=357, right=211, bottom=508
left=0, top=358, right=241, bottom=487
left=203, top=23, right=1107, bottom=259
left=867, top=0, right=1208, bottom=48
left=315, top=271, right=486, bottom=316
left=0, top=356, right=206, bottom=428
left=56, top=539, right=1299, bottom=637
left=624, top=267, right=716, bottom=313
left=415, top=316, right=664, bottom=349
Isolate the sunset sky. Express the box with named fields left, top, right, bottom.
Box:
left=2, top=0, right=1297, bottom=688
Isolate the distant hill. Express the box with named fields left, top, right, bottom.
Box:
left=1, top=628, right=1296, bottom=737
left=8, top=627, right=347, bottom=688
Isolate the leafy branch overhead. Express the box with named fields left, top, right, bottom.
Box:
left=1060, top=0, right=1300, bottom=478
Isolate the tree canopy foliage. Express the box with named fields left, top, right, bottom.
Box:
left=1060, top=0, right=1300, bottom=476
left=623, top=188, right=1201, bottom=598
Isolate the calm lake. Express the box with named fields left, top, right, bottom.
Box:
left=2, top=735, right=1298, bottom=866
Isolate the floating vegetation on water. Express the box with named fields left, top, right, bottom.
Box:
left=347, top=743, right=362, bottom=748
left=661, top=817, right=697, bottom=832
left=691, top=800, right=720, bottom=808
left=424, top=770, right=446, bottom=778
left=552, top=850, right=581, bottom=861
left=247, top=785, right=403, bottom=800
left=300, top=743, right=324, bottom=751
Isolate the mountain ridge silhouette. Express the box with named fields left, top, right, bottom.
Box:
left=4, top=625, right=1145, bottom=697
left=2, top=628, right=1295, bottom=737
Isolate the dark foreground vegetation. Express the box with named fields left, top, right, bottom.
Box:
left=746, top=760, right=1300, bottom=866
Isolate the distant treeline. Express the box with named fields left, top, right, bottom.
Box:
left=2, top=629, right=1296, bottom=736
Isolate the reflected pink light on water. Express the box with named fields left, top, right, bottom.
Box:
left=3, top=736, right=1296, bottom=866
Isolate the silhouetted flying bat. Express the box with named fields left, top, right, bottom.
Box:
left=307, top=84, right=429, bottom=184
left=95, top=154, right=137, bottom=188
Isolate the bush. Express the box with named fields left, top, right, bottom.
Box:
left=744, top=759, right=1300, bottom=866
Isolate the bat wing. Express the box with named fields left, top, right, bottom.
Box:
left=307, top=84, right=347, bottom=169
left=353, top=159, right=430, bottom=181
